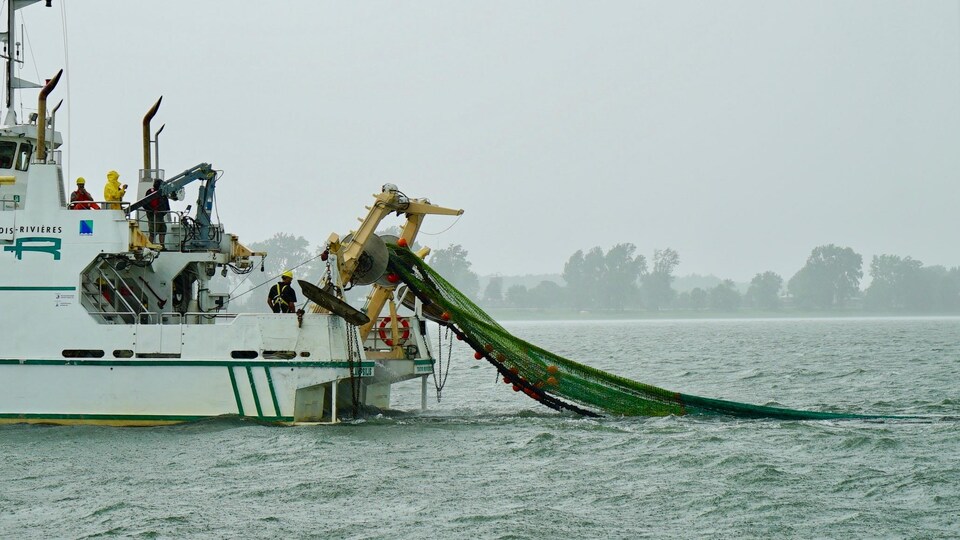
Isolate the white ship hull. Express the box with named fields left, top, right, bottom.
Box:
left=0, top=309, right=436, bottom=426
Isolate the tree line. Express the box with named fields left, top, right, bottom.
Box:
left=442, top=243, right=960, bottom=313
left=223, top=233, right=960, bottom=314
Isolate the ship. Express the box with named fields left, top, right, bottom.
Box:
left=0, top=0, right=461, bottom=426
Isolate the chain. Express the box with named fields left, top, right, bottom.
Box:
left=345, top=322, right=363, bottom=417
left=432, top=324, right=453, bottom=403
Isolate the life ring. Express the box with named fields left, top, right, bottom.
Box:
left=378, top=316, right=410, bottom=346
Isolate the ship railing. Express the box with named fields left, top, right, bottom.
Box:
left=82, top=262, right=148, bottom=324
left=155, top=312, right=239, bottom=324
left=82, top=310, right=242, bottom=325
left=130, top=210, right=222, bottom=252
left=67, top=200, right=124, bottom=210
left=31, top=150, right=61, bottom=165
left=77, top=257, right=149, bottom=324
left=131, top=209, right=177, bottom=249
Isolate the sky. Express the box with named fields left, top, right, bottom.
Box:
left=13, top=0, right=960, bottom=281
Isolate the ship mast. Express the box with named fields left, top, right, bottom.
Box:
left=1, top=0, right=48, bottom=125
left=4, top=0, right=16, bottom=115
left=5, top=2, right=12, bottom=111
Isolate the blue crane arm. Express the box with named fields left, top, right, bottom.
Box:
left=128, top=163, right=220, bottom=250
left=128, top=163, right=216, bottom=212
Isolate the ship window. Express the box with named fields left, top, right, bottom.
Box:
left=62, top=349, right=105, bottom=358
left=263, top=350, right=296, bottom=360
left=299, top=351, right=310, bottom=358
left=0, top=142, right=15, bottom=169
left=231, top=350, right=258, bottom=359
left=15, top=143, right=31, bottom=171
left=113, top=350, right=134, bottom=358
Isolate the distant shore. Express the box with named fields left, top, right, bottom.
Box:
left=482, top=308, right=960, bottom=321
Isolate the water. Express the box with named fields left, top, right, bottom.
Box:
left=2, top=317, right=959, bottom=538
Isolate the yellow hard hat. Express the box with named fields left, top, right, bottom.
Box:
left=282, top=270, right=293, bottom=279
left=76, top=177, right=85, bottom=185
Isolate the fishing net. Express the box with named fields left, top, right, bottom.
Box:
left=388, top=245, right=881, bottom=420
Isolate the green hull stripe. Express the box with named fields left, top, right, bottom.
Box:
left=246, top=366, right=263, bottom=417
left=0, top=359, right=375, bottom=369
left=0, top=286, right=77, bottom=291
left=265, top=367, right=281, bottom=417
left=227, top=367, right=244, bottom=416
left=413, top=359, right=434, bottom=365
left=0, top=413, right=294, bottom=422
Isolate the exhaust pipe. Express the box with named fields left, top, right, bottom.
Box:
left=142, top=97, right=162, bottom=170
left=36, top=69, right=63, bottom=162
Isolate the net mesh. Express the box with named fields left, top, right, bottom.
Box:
left=389, top=245, right=883, bottom=420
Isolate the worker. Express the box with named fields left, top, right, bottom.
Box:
left=144, top=178, right=170, bottom=245
left=267, top=271, right=298, bottom=313
left=103, top=170, right=127, bottom=210
left=69, top=177, right=100, bottom=210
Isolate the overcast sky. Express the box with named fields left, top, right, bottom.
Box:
left=16, top=0, right=960, bottom=280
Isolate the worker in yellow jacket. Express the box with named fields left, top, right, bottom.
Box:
left=103, top=170, right=127, bottom=210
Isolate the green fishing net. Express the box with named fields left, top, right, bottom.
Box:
left=388, top=245, right=882, bottom=420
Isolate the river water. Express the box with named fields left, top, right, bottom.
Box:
left=2, top=317, right=958, bottom=538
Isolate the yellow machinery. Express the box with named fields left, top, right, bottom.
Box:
left=318, top=184, right=462, bottom=358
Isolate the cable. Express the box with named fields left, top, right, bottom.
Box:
left=228, top=250, right=325, bottom=302
left=19, top=14, right=41, bottom=88
left=416, top=213, right=463, bottom=236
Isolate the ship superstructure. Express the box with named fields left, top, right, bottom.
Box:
left=0, top=1, right=458, bottom=426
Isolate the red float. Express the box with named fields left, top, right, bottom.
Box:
left=397, top=238, right=408, bottom=248
left=474, top=351, right=484, bottom=360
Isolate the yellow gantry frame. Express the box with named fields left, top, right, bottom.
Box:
left=358, top=246, right=431, bottom=349
left=321, top=189, right=462, bottom=353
